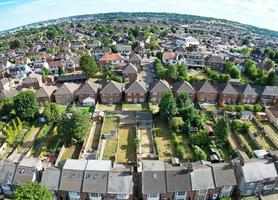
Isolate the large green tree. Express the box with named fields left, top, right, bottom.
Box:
left=266, top=71, right=278, bottom=86
left=214, top=117, right=231, bottom=142
left=58, top=109, right=91, bottom=145
left=79, top=53, right=98, bottom=78
left=158, top=92, right=178, bottom=121
left=14, top=91, right=38, bottom=121
left=43, top=102, right=61, bottom=123
left=13, top=182, right=52, bottom=200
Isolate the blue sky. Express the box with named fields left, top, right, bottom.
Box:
left=0, top=0, right=278, bottom=31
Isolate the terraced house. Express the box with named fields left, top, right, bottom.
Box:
left=125, top=80, right=147, bottom=103
left=100, top=80, right=124, bottom=103
left=193, top=81, right=218, bottom=104
left=149, top=79, right=171, bottom=103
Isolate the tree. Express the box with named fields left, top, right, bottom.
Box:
left=170, top=117, right=184, bottom=133
left=225, top=61, right=240, bottom=78
left=13, top=182, right=52, bottom=200
left=10, top=39, right=21, bottom=49
left=0, top=97, right=14, bottom=113
left=168, top=64, right=178, bottom=81
left=43, top=102, right=61, bottom=123
left=214, top=117, right=230, bottom=142
left=158, top=92, right=178, bottom=121
left=244, top=60, right=258, bottom=79
left=190, top=130, right=209, bottom=146
left=58, top=110, right=91, bottom=145
left=193, top=145, right=207, bottom=160
left=14, top=91, right=38, bottom=121
left=79, top=53, right=98, bottom=78
left=150, top=37, right=158, bottom=50
left=177, top=64, right=188, bottom=79
left=241, top=47, right=251, bottom=58
left=265, top=71, right=278, bottom=86
left=154, top=59, right=167, bottom=79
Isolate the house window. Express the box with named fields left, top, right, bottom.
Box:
left=116, top=194, right=129, bottom=199
left=68, top=192, right=80, bottom=199
left=176, top=192, right=186, bottom=196
left=147, top=193, right=159, bottom=198
left=90, top=193, right=100, bottom=197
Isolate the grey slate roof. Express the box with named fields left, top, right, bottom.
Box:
left=150, top=79, right=171, bottom=93
left=172, top=80, right=195, bottom=95
left=190, top=164, right=215, bottom=191
left=41, top=167, right=61, bottom=190
left=100, top=80, right=124, bottom=94
left=59, top=159, right=87, bottom=192
left=54, top=82, right=80, bottom=96
left=122, top=63, right=138, bottom=74
left=165, top=164, right=192, bottom=192
left=192, top=80, right=218, bottom=94
left=125, top=80, right=147, bottom=94
left=108, top=170, right=133, bottom=194
left=129, top=53, right=142, bottom=62
left=234, top=84, right=258, bottom=96
left=82, top=160, right=111, bottom=193
left=209, top=163, right=237, bottom=187
left=217, top=82, right=239, bottom=95
left=240, top=159, right=278, bottom=183
left=75, top=82, right=101, bottom=96
left=142, top=160, right=166, bottom=194
left=255, top=86, right=278, bottom=97
left=0, top=89, right=18, bottom=98
left=0, top=160, right=16, bottom=183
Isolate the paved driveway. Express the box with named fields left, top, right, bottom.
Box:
left=138, top=63, right=155, bottom=85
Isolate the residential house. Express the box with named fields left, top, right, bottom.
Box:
left=100, top=80, right=123, bottom=103
left=36, top=85, right=57, bottom=105
left=205, top=55, right=225, bottom=71
left=190, top=163, right=218, bottom=200
left=149, top=79, right=171, bottom=103
left=53, top=83, right=80, bottom=105
left=193, top=81, right=218, bottom=104
left=122, top=63, right=138, bottom=83
left=99, top=53, right=124, bottom=69
left=22, top=74, right=42, bottom=89
left=48, top=60, right=66, bottom=74
left=0, top=90, right=18, bottom=99
left=33, top=60, right=49, bottom=74
left=165, top=163, right=194, bottom=200
left=0, top=78, right=13, bottom=91
left=183, top=53, right=205, bottom=69
left=176, top=35, right=199, bottom=47
left=162, top=52, right=177, bottom=65
left=217, top=82, right=239, bottom=105
left=107, top=164, right=133, bottom=199
left=265, top=106, right=278, bottom=129
left=71, top=41, right=85, bottom=49
left=172, top=80, right=196, bottom=101
left=12, top=157, right=43, bottom=186
left=235, top=158, right=278, bottom=196
left=117, top=44, right=132, bottom=58
left=82, top=160, right=112, bottom=199
left=129, top=53, right=142, bottom=67
left=58, top=159, right=87, bottom=200
left=0, top=160, right=16, bottom=197
left=93, top=47, right=111, bottom=61
left=41, top=167, right=61, bottom=199
left=255, top=86, right=278, bottom=105
left=86, top=40, right=101, bottom=49
left=125, top=80, right=147, bottom=103
left=208, top=162, right=237, bottom=198
left=142, top=160, right=167, bottom=200
left=75, top=80, right=101, bottom=105
left=8, top=64, right=31, bottom=80
left=134, top=45, right=144, bottom=57
left=66, top=56, right=81, bottom=72
left=234, top=84, right=258, bottom=104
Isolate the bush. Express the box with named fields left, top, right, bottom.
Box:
left=193, top=145, right=207, bottom=160
left=176, top=144, right=185, bottom=159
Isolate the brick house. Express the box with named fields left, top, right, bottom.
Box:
left=75, top=81, right=101, bottom=105
left=122, top=63, right=138, bottom=83
left=99, top=53, right=124, bottom=69
left=205, top=55, right=225, bottom=71
left=235, top=158, right=278, bottom=196
left=172, top=80, right=196, bottom=101
left=36, top=85, right=57, bottom=105
left=162, top=52, right=177, bottom=66
left=134, top=45, right=144, bottom=57
left=125, top=80, right=147, bottom=103
left=142, top=160, right=167, bottom=200
left=53, top=83, right=80, bottom=105
left=255, top=86, right=278, bottom=105
left=66, top=56, right=80, bottom=72
left=100, top=80, right=124, bottom=103
left=193, top=81, right=218, bottom=104
left=129, top=53, right=142, bottom=67
left=149, top=79, right=171, bottom=103
left=217, top=82, right=239, bottom=105
left=234, top=84, right=258, bottom=104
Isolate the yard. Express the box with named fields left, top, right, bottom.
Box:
left=176, top=135, right=194, bottom=160
left=60, top=143, right=83, bottom=162
left=122, top=103, right=149, bottom=111
left=90, top=122, right=102, bottom=151
left=102, top=116, right=119, bottom=135
left=96, top=104, right=122, bottom=111
left=188, top=70, right=208, bottom=80
left=116, top=125, right=136, bottom=163
left=154, top=117, right=175, bottom=160
left=74, top=106, right=94, bottom=113
left=149, top=103, right=159, bottom=114
left=138, top=129, right=154, bottom=158
left=56, top=104, right=68, bottom=113
left=103, top=137, right=118, bottom=161
left=261, top=121, right=278, bottom=148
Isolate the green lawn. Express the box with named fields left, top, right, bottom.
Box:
left=122, top=103, right=149, bottom=111
left=102, top=116, right=119, bottom=135
left=176, top=135, right=194, bottom=160
left=149, top=103, right=159, bottom=114
left=96, top=104, right=122, bottom=111
left=60, top=143, right=82, bottom=161
left=116, top=125, right=136, bottom=163
left=74, top=106, right=94, bottom=113
left=56, top=105, right=67, bottom=113
left=154, top=117, right=175, bottom=160
left=103, top=138, right=118, bottom=161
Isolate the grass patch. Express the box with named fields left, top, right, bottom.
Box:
left=122, top=103, right=149, bottom=111
left=116, top=125, right=136, bottom=163
left=74, top=106, right=94, bottom=113
left=149, top=103, right=159, bottom=114
left=103, top=138, right=118, bottom=161
left=60, top=143, right=82, bottom=161
left=154, top=117, right=175, bottom=160
left=96, top=104, right=122, bottom=111
left=176, top=135, right=194, bottom=160
left=56, top=105, right=68, bottom=113
left=102, top=116, right=119, bottom=135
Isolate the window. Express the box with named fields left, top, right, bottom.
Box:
left=176, top=192, right=186, bottom=196
left=117, top=194, right=129, bottom=199
left=90, top=193, right=100, bottom=197
left=147, top=193, right=159, bottom=198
